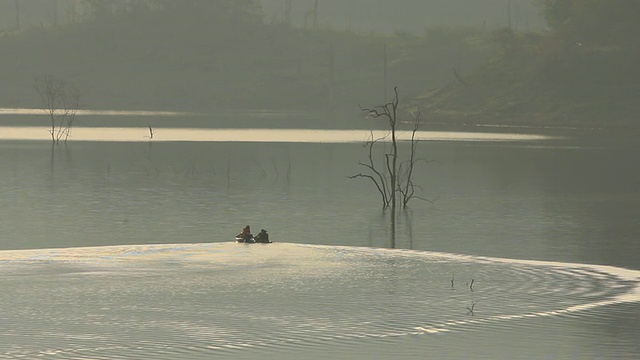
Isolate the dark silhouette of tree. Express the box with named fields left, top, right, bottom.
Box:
left=349, top=87, right=430, bottom=246
left=35, top=76, right=80, bottom=144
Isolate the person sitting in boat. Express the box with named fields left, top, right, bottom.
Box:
left=254, top=229, right=271, bottom=243
left=237, top=225, right=253, bottom=242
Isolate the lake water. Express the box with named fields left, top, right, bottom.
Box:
left=0, top=110, right=639, bottom=359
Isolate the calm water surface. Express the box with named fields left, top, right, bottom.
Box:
left=0, top=111, right=639, bottom=359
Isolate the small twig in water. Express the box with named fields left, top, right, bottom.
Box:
left=272, top=159, right=280, bottom=179
left=189, top=161, right=199, bottom=177
left=146, top=157, right=159, bottom=176
left=467, top=301, right=477, bottom=316
left=253, top=160, right=267, bottom=178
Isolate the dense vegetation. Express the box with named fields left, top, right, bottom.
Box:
left=413, top=0, right=640, bottom=127
left=0, top=0, right=637, bottom=127
left=0, top=0, right=492, bottom=113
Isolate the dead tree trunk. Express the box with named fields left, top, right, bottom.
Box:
left=349, top=87, right=401, bottom=209
left=349, top=87, right=400, bottom=247
left=350, top=87, right=433, bottom=247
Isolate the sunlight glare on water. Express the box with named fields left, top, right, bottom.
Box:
left=0, top=243, right=637, bottom=359
left=0, top=108, right=190, bottom=117
left=0, top=126, right=555, bottom=143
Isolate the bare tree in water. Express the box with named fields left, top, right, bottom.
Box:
left=349, top=87, right=431, bottom=247
left=36, top=76, right=80, bottom=143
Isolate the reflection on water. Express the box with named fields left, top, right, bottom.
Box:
left=0, top=126, right=556, bottom=142
left=1, top=137, right=638, bottom=267
left=0, top=108, right=190, bottom=117
left=0, top=243, right=638, bottom=359
left=1, top=112, right=639, bottom=358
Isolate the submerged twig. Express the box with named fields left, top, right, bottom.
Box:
left=467, top=301, right=477, bottom=316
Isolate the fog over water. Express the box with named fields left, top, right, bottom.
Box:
left=1, top=1, right=639, bottom=359
left=1, top=109, right=639, bottom=358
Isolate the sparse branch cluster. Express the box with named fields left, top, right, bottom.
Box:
left=349, top=131, right=392, bottom=207
left=349, top=87, right=428, bottom=210
left=36, top=76, right=80, bottom=143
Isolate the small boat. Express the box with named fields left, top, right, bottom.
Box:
left=235, top=236, right=256, bottom=243
left=235, top=229, right=271, bottom=244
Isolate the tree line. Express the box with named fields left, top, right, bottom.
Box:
left=536, top=0, right=640, bottom=46
left=1, top=0, right=262, bottom=31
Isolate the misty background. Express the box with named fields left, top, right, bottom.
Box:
left=0, top=3, right=639, bottom=358
left=0, top=0, right=547, bottom=118
left=1, top=1, right=541, bottom=33
left=2, top=0, right=637, bottom=127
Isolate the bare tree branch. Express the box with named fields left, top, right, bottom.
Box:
left=347, top=173, right=387, bottom=208
left=352, top=86, right=442, bottom=246
left=35, top=76, right=80, bottom=144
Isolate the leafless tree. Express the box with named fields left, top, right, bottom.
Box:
left=349, top=87, right=432, bottom=246
left=351, top=87, right=432, bottom=208
left=349, top=87, right=401, bottom=211
left=397, top=107, right=436, bottom=208
left=350, top=130, right=393, bottom=208
left=36, top=76, right=81, bottom=143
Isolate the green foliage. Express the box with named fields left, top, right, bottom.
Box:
left=535, top=0, right=573, bottom=29
left=490, top=28, right=518, bottom=52
left=0, top=5, right=493, bottom=112
left=153, top=0, right=262, bottom=23
left=78, top=0, right=262, bottom=24
left=80, top=0, right=150, bottom=19
left=409, top=0, right=640, bottom=126
left=535, top=0, right=640, bottom=46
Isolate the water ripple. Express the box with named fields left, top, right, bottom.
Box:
left=0, top=243, right=637, bottom=359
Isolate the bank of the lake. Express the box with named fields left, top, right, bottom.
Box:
left=2, top=2, right=639, bottom=134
